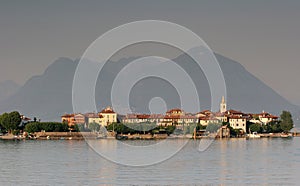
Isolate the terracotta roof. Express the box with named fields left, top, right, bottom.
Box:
left=227, top=110, right=244, bottom=114
left=22, top=117, right=31, bottom=121
left=257, top=112, right=278, bottom=119
left=85, top=113, right=103, bottom=118
left=229, top=115, right=247, bottom=119
left=200, top=110, right=211, bottom=113
left=164, top=115, right=197, bottom=119
left=61, top=114, right=75, bottom=117
left=264, top=114, right=278, bottom=119
left=100, top=109, right=115, bottom=114
left=214, top=112, right=226, bottom=117
left=166, top=108, right=184, bottom=113
left=149, top=114, right=165, bottom=119
left=199, top=117, right=218, bottom=121
left=136, top=114, right=151, bottom=119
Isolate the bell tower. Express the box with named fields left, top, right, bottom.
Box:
left=220, top=96, right=227, bottom=113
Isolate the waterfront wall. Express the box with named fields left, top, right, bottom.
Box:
left=35, top=132, right=98, bottom=140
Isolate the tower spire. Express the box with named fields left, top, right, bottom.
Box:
left=220, top=96, right=227, bottom=113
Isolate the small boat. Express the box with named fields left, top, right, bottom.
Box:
left=96, top=134, right=107, bottom=139
left=116, top=134, right=128, bottom=140
left=280, top=133, right=293, bottom=138
left=248, top=132, right=260, bottom=138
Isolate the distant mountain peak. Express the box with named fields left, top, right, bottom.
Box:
left=0, top=80, right=21, bottom=102
left=0, top=54, right=299, bottom=125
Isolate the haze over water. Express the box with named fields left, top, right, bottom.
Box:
left=1, top=138, right=299, bottom=185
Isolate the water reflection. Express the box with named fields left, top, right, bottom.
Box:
left=0, top=138, right=299, bottom=185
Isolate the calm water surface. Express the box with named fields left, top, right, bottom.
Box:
left=0, top=138, right=299, bottom=185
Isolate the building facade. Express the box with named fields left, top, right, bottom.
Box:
left=99, top=106, right=117, bottom=125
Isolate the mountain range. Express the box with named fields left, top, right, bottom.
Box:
left=0, top=80, right=20, bottom=102
left=0, top=54, right=299, bottom=126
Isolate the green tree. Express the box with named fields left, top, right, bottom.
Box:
left=24, top=122, right=69, bottom=133
left=9, top=111, right=21, bottom=128
left=246, top=121, right=254, bottom=133
left=88, top=122, right=100, bottom=132
left=196, top=123, right=206, bottom=130
left=74, top=124, right=86, bottom=132
left=166, top=125, right=176, bottom=135
left=226, top=124, right=241, bottom=137
left=206, top=122, right=222, bottom=133
left=270, top=121, right=282, bottom=133
left=280, top=110, right=293, bottom=133
left=24, top=122, right=40, bottom=133
left=249, top=123, right=262, bottom=133
left=0, top=111, right=21, bottom=132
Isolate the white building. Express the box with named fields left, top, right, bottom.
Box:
left=228, top=116, right=247, bottom=132
left=99, top=106, right=117, bottom=125
left=199, top=117, right=220, bottom=126
left=85, top=113, right=104, bottom=127
left=258, top=111, right=278, bottom=124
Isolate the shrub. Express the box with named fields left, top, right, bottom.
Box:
left=24, top=122, right=69, bottom=133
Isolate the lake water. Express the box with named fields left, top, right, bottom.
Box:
left=0, top=138, right=299, bottom=185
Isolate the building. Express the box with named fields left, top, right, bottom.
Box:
left=195, top=110, right=212, bottom=118
left=258, top=111, right=279, bottom=124
left=164, top=108, right=197, bottom=126
left=199, top=116, right=220, bottom=126
left=214, top=112, right=228, bottom=123
left=99, top=106, right=117, bottom=125
left=74, top=113, right=85, bottom=125
left=220, top=96, right=227, bottom=113
left=61, top=114, right=75, bottom=127
left=19, top=115, right=31, bottom=128
left=166, top=108, right=185, bottom=116
left=122, top=108, right=197, bottom=127
left=228, top=115, right=247, bottom=132
left=85, top=113, right=104, bottom=127
left=123, top=114, right=150, bottom=123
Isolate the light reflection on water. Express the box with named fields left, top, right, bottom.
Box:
left=0, top=138, right=299, bottom=185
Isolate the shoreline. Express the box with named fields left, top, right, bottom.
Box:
left=0, top=131, right=298, bottom=140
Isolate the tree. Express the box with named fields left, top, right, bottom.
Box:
left=24, top=122, right=40, bottom=133
left=280, top=110, right=293, bottom=133
left=24, top=122, right=69, bottom=133
left=74, top=124, right=87, bottom=132
left=166, top=125, right=176, bottom=135
left=88, top=122, right=100, bottom=132
left=249, top=123, right=262, bottom=133
left=0, top=111, right=21, bottom=132
left=206, top=122, right=222, bottom=133
left=196, top=123, right=206, bottom=130
left=246, top=121, right=254, bottom=133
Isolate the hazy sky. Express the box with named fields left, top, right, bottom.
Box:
left=1, top=0, right=300, bottom=105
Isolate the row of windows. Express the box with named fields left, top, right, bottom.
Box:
left=231, top=123, right=245, bottom=127
left=230, top=119, right=245, bottom=122
left=105, top=115, right=115, bottom=119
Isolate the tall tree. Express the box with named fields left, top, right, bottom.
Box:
left=88, top=122, right=100, bottom=132
left=249, top=123, right=262, bottom=133
left=0, top=111, right=21, bottom=132
left=280, top=110, right=293, bottom=133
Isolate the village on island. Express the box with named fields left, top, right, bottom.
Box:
left=0, top=96, right=296, bottom=140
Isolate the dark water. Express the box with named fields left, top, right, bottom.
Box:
left=0, top=138, right=299, bottom=185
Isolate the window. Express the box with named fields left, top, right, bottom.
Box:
left=236, top=124, right=239, bottom=127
